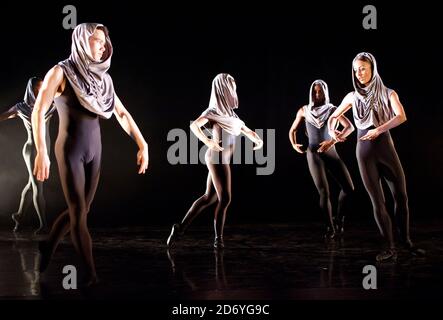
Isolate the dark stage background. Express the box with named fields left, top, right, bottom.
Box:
left=0, top=1, right=441, bottom=229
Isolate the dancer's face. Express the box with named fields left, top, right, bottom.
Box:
left=353, top=59, right=372, bottom=86
left=89, top=28, right=107, bottom=62
left=313, top=84, right=325, bottom=104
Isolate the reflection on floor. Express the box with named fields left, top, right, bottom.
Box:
left=0, top=222, right=441, bottom=300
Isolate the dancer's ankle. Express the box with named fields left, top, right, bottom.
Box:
left=214, top=236, right=224, bottom=249
left=167, top=223, right=183, bottom=247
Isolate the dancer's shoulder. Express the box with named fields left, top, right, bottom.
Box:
left=43, top=66, right=66, bottom=97
left=44, top=65, right=65, bottom=82
left=342, top=92, right=355, bottom=104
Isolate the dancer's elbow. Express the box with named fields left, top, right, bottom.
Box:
left=398, top=114, right=407, bottom=124
left=349, top=123, right=355, bottom=133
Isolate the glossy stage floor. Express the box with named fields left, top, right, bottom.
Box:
left=0, top=221, right=441, bottom=300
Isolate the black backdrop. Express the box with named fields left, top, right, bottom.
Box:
left=0, top=1, right=441, bottom=228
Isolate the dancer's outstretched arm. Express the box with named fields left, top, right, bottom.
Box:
left=241, top=124, right=263, bottom=150
left=113, top=95, right=149, bottom=174
left=289, top=107, right=305, bottom=154
left=32, top=66, right=64, bottom=181
left=0, top=106, right=18, bottom=122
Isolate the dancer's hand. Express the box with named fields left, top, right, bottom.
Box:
left=328, top=129, right=341, bottom=141
left=33, top=152, right=50, bottom=181
left=137, top=148, right=149, bottom=174
left=329, top=129, right=347, bottom=143
left=360, top=128, right=381, bottom=141
left=335, top=135, right=347, bottom=142
left=206, top=140, right=224, bottom=152
left=317, top=140, right=336, bottom=153
left=247, top=131, right=263, bottom=150
left=292, top=143, right=305, bottom=154
left=253, top=137, right=264, bottom=150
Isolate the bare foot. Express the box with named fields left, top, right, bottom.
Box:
left=12, top=212, right=22, bottom=232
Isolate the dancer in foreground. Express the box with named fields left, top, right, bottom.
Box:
left=328, top=52, right=425, bottom=261
left=33, top=23, right=149, bottom=285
